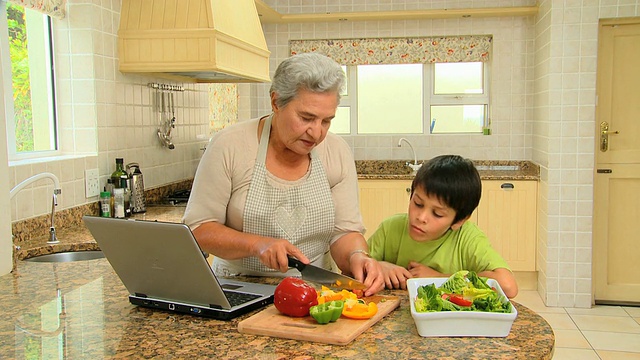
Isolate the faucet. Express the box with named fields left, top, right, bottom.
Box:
left=10, top=172, right=61, bottom=244
left=398, top=138, right=422, bottom=173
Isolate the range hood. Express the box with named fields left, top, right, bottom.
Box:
left=118, top=0, right=271, bottom=83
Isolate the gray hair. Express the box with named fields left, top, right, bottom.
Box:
left=269, top=53, right=346, bottom=108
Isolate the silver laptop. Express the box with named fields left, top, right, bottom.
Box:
left=83, top=216, right=275, bottom=320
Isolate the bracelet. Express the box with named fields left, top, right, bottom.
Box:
left=348, top=249, right=371, bottom=260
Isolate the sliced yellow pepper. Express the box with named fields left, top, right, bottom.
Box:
left=317, top=286, right=358, bottom=304
left=342, top=298, right=378, bottom=320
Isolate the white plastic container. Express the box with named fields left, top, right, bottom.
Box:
left=407, top=277, right=517, bottom=337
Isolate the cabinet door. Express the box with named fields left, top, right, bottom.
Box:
left=358, top=180, right=412, bottom=237
left=476, top=181, right=537, bottom=271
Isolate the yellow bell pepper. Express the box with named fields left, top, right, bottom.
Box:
left=342, top=298, right=378, bottom=320
left=316, top=286, right=358, bottom=304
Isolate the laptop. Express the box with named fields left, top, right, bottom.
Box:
left=83, top=216, right=275, bottom=320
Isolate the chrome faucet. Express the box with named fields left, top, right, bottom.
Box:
left=10, top=172, right=61, bottom=244
left=398, top=138, right=422, bottom=173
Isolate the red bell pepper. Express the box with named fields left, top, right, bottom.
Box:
left=273, top=277, right=318, bottom=317
left=449, top=295, right=473, bottom=307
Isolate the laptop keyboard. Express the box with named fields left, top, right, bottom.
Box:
left=224, top=291, right=261, bottom=307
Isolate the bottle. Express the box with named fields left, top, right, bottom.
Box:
left=121, top=178, right=132, bottom=217
left=106, top=178, right=115, bottom=217
left=100, top=190, right=111, bottom=218
left=114, top=188, right=125, bottom=218
left=111, top=158, right=127, bottom=189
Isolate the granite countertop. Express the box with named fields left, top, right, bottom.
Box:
left=5, top=207, right=554, bottom=359
left=356, top=160, right=540, bottom=181
left=12, top=160, right=540, bottom=261
left=14, top=206, right=186, bottom=261
left=2, top=260, right=555, bottom=359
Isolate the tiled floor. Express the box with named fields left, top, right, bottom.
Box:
left=513, top=291, right=640, bottom=360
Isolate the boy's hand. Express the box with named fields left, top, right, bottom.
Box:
left=407, top=261, right=446, bottom=278
left=380, top=261, right=412, bottom=290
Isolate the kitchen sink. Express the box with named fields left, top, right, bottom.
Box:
left=24, top=251, right=105, bottom=263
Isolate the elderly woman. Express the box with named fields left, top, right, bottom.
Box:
left=183, top=53, right=384, bottom=296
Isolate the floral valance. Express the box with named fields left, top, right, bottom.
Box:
left=290, top=35, right=492, bottom=65
left=8, top=0, right=66, bottom=20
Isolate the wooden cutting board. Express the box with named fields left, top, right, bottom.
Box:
left=237, top=295, right=400, bottom=345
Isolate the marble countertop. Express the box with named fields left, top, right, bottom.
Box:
left=2, top=260, right=554, bottom=359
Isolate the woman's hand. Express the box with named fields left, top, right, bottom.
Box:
left=379, top=261, right=413, bottom=290
left=407, top=261, right=447, bottom=278
left=349, top=252, right=385, bottom=297
left=251, top=237, right=309, bottom=273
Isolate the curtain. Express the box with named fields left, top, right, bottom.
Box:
left=8, top=0, right=65, bottom=19
left=290, top=35, right=492, bottom=64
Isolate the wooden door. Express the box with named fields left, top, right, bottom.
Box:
left=593, top=18, right=640, bottom=305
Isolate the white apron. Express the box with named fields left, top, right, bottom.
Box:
left=213, top=114, right=335, bottom=276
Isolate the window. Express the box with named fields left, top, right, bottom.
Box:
left=332, top=62, right=489, bottom=135
left=1, top=2, right=57, bottom=159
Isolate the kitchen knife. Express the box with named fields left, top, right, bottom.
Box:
left=287, top=256, right=366, bottom=290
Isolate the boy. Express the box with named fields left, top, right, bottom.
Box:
left=367, top=155, right=518, bottom=298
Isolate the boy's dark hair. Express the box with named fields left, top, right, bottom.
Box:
left=410, top=155, right=481, bottom=224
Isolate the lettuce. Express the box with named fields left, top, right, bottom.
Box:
left=440, top=270, right=469, bottom=293
left=413, top=270, right=511, bottom=313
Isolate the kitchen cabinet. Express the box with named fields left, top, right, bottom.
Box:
left=476, top=180, right=537, bottom=272
left=358, top=179, right=536, bottom=272
left=358, top=179, right=479, bottom=236
left=358, top=180, right=412, bottom=236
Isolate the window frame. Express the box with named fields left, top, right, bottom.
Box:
left=1, top=2, right=59, bottom=161
left=335, top=61, right=490, bottom=135
left=427, top=61, right=490, bottom=134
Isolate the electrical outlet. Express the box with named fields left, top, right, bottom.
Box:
left=85, top=169, right=100, bottom=198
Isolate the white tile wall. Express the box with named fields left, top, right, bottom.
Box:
left=533, top=0, right=639, bottom=308
left=8, top=0, right=640, bottom=307
left=243, top=0, right=640, bottom=308
left=9, top=0, right=210, bottom=221
left=254, top=0, right=537, bottom=162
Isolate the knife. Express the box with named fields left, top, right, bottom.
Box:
left=287, top=256, right=367, bottom=290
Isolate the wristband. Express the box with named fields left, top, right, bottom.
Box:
left=349, top=249, right=371, bottom=260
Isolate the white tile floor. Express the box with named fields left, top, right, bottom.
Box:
left=513, top=291, right=640, bottom=360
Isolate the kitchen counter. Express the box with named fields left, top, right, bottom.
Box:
left=1, top=258, right=554, bottom=359
left=5, top=206, right=554, bottom=359
left=14, top=206, right=187, bottom=261
left=356, top=160, right=540, bottom=181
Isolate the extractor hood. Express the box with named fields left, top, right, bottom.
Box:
left=118, top=0, right=271, bottom=83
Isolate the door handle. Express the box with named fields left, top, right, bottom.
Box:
left=600, top=121, right=619, bottom=152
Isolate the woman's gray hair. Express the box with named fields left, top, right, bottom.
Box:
left=269, top=53, right=346, bottom=108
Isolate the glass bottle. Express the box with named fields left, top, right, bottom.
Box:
left=121, top=178, right=131, bottom=217
left=114, top=188, right=125, bottom=218
left=111, top=158, right=127, bottom=189
left=106, top=179, right=115, bottom=217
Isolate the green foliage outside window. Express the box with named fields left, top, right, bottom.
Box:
left=7, top=4, right=34, bottom=152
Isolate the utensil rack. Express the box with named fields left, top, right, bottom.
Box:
left=149, top=83, right=184, bottom=150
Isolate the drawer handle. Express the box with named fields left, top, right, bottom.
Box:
left=406, top=187, right=411, bottom=194
left=501, top=183, right=514, bottom=189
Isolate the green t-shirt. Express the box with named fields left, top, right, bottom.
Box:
left=367, top=213, right=510, bottom=274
